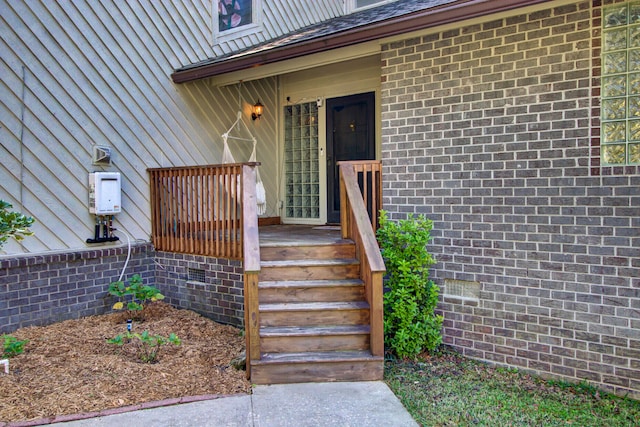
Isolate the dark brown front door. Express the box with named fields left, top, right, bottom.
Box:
left=326, top=92, right=375, bottom=224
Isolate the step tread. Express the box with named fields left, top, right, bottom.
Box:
left=261, top=259, right=359, bottom=268
left=260, top=242, right=357, bottom=262
left=260, top=239, right=354, bottom=248
left=260, top=325, right=370, bottom=337
left=253, top=350, right=383, bottom=365
left=260, top=301, right=369, bottom=312
left=259, top=279, right=363, bottom=289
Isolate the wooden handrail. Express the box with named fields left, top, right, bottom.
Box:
left=337, top=160, right=383, bottom=231
left=339, top=161, right=385, bottom=357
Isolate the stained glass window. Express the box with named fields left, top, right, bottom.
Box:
left=218, top=0, right=252, bottom=32
left=602, top=2, right=640, bottom=164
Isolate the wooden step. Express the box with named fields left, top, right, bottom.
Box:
left=259, top=301, right=370, bottom=327
left=260, top=241, right=356, bottom=261
left=260, top=325, right=370, bottom=353
left=258, top=279, right=365, bottom=303
left=251, top=351, right=384, bottom=384
left=259, top=259, right=360, bottom=282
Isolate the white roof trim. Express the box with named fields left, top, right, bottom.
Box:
left=205, top=41, right=381, bottom=87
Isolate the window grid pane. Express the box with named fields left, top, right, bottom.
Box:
left=284, top=102, right=320, bottom=219
left=630, top=142, right=640, bottom=162
left=601, top=2, right=640, bottom=165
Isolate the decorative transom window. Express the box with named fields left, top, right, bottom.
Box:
left=218, top=0, right=252, bottom=32
left=601, top=2, right=640, bottom=165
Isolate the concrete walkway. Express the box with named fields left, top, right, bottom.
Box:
left=54, top=382, right=418, bottom=427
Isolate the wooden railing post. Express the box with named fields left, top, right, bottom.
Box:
left=242, top=164, right=261, bottom=378
left=340, top=170, right=350, bottom=240
left=338, top=162, right=385, bottom=357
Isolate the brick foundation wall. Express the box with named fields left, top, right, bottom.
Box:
left=381, top=1, right=640, bottom=398
left=0, top=246, right=246, bottom=334
left=0, top=243, right=154, bottom=334
left=154, top=252, right=245, bottom=327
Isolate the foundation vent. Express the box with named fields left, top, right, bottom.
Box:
left=188, top=268, right=206, bottom=283
left=443, top=279, right=480, bottom=301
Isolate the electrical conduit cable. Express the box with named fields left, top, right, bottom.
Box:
left=110, top=223, right=132, bottom=283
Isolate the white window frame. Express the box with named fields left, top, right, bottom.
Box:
left=346, top=0, right=396, bottom=14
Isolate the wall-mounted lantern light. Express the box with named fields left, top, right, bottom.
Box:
left=252, top=100, right=264, bottom=121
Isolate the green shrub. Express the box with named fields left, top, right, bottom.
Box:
left=377, top=210, right=443, bottom=358
left=107, top=330, right=180, bottom=363
left=2, top=334, right=28, bottom=358
left=108, top=274, right=164, bottom=318
left=0, top=200, right=34, bottom=249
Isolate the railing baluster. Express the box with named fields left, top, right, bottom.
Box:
left=222, top=166, right=228, bottom=258
left=180, top=169, right=186, bottom=254
left=187, top=169, right=193, bottom=254
left=168, top=170, right=175, bottom=253
left=204, top=170, right=211, bottom=256
left=196, top=169, right=202, bottom=254
left=232, top=165, right=239, bottom=258
left=191, top=170, right=196, bottom=253
left=214, top=167, right=220, bottom=256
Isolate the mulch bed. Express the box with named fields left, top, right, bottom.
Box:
left=0, top=303, right=250, bottom=423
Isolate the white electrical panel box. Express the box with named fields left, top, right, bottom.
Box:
left=89, top=172, right=121, bottom=214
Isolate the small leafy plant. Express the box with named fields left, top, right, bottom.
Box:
left=107, top=330, right=180, bottom=363
left=0, top=200, right=35, bottom=249
left=108, top=274, right=164, bottom=317
left=2, top=334, right=28, bottom=358
left=377, top=210, right=443, bottom=359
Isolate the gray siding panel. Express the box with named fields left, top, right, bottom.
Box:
left=0, top=0, right=281, bottom=255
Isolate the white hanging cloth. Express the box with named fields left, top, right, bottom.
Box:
left=222, top=111, right=267, bottom=215
left=249, top=138, right=267, bottom=215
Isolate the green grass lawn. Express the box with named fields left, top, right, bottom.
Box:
left=385, top=350, right=640, bottom=427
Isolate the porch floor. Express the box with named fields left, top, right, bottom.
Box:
left=258, top=225, right=347, bottom=247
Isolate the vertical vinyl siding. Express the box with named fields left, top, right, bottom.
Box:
left=0, top=0, right=278, bottom=255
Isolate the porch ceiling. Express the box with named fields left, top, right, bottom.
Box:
left=172, top=0, right=552, bottom=84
